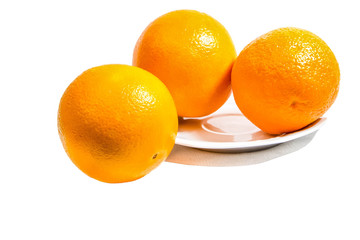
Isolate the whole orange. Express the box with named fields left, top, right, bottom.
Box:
left=133, top=10, right=237, bottom=117
left=57, top=64, right=178, bottom=183
left=231, top=27, right=340, bottom=134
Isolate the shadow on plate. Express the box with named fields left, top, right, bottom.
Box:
left=166, top=132, right=317, bottom=167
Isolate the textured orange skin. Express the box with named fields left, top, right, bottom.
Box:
left=231, top=27, right=340, bottom=134
left=133, top=10, right=237, bottom=117
left=57, top=64, right=178, bottom=183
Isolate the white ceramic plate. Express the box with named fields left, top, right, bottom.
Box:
left=175, top=98, right=326, bottom=153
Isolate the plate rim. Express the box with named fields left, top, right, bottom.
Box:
left=175, top=117, right=327, bottom=150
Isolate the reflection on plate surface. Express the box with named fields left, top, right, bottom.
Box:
left=176, top=112, right=326, bottom=153
left=178, top=113, right=274, bottom=142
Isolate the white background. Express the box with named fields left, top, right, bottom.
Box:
left=1, top=0, right=359, bottom=239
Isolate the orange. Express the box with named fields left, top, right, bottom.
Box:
left=133, top=10, right=237, bottom=117
left=231, top=27, right=340, bottom=134
left=57, top=64, right=178, bottom=183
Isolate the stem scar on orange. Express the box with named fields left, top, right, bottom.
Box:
left=231, top=27, right=340, bottom=135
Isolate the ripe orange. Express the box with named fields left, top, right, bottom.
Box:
left=231, top=27, right=340, bottom=134
left=133, top=10, right=237, bottom=117
left=57, top=64, right=178, bottom=183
